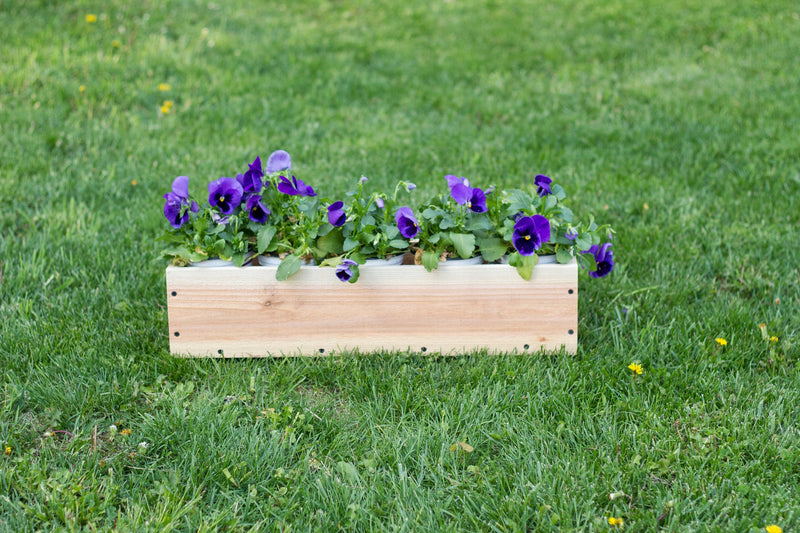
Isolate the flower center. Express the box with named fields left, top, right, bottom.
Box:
left=525, top=235, right=530, bottom=240
left=219, top=195, right=226, bottom=203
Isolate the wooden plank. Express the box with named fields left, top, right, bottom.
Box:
left=166, top=261, right=578, bottom=357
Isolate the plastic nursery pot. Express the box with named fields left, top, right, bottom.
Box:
left=498, top=254, right=557, bottom=265
left=438, top=256, right=484, bottom=266
left=257, top=255, right=316, bottom=266
left=189, top=258, right=236, bottom=267
left=189, top=253, right=255, bottom=267
left=364, top=255, right=405, bottom=266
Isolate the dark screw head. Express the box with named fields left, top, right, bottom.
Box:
left=173, top=331, right=180, bottom=337
left=568, top=289, right=574, bottom=294
left=421, top=347, right=427, bottom=352
left=568, top=329, right=574, bottom=335
left=523, top=344, right=530, bottom=350
left=171, top=291, right=177, bottom=297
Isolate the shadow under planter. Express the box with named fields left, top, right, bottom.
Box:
left=165, top=260, right=578, bottom=357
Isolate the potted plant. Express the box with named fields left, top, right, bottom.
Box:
left=161, top=151, right=614, bottom=357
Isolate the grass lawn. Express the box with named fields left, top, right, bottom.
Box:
left=2, top=0, right=799, bottom=530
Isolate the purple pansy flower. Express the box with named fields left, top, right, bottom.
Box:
left=445, top=175, right=472, bottom=205
left=534, top=174, right=553, bottom=197
left=584, top=243, right=614, bottom=278
left=237, top=157, right=264, bottom=193
left=246, top=195, right=271, bottom=224
left=163, top=175, right=199, bottom=228
left=395, top=207, right=419, bottom=239
left=208, top=177, right=244, bottom=214
left=564, top=228, right=579, bottom=240
left=465, top=187, right=487, bottom=213
left=512, top=215, right=551, bottom=256
left=211, top=212, right=230, bottom=225
left=406, top=182, right=416, bottom=191
left=375, top=197, right=385, bottom=209
left=327, top=201, right=346, bottom=227
left=335, top=259, right=358, bottom=282
left=266, top=150, right=291, bottom=173
left=277, top=175, right=317, bottom=197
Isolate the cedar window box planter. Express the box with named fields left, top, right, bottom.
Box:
left=165, top=260, right=578, bottom=357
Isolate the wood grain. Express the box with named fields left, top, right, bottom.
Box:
left=166, top=261, right=578, bottom=357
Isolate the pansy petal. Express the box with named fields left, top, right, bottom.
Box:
left=172, top=176, right=190, bottom=198
left=266, top=150, right=291, bottom=173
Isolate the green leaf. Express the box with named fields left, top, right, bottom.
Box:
left=575, top=234, right=592, bottom=251
left=275, top=254, right=302, bottom=281
left=232, top=252, right=246, bottom=267
left=578, top=251, right=597, bottom=272
left=544, top=195, right=558, bottom=211
left=257, top=226, right=277, bottom=255
left=506, top=189, right=533, bottom=213
left=382, top=224, right=400, bottom=240
left=466, top=214, right=493, bottom=232
left=450, top=233, right=476, bottom=259
left=512, top=254, right=538, bottom=281
left=388, top=239, right=409, bottom=250
left=316, top=228, right=344, bottom=255
left=343, top=237, right=360, bottom=252
left=558, top=206, right=574, bottom=223
left=361, top=215, right=376, bottom=228
left=422, top=250, right=440, bottom=271
left=477, top=237, right=507, bottom=262
left=552, top=183, right=567, bottom=200
left=438, top=215, right=458, bottom=230
left=422, top=207, right=444, bottom=221
left=556, top=247, right=573, bottom=264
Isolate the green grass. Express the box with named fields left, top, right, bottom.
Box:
left=2, top=0, right=800, bottom=530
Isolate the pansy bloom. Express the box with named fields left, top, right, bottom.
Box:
left=237, top=156, right=264, bottom=193
left=564, top=228, right=578, bottom=240
left=445, top=175, right=472, bottom=205
left=266, top=150, right=291, bottom=173
left=163, top=175, right=199, bottom=228
left=534, top=174, right=552, bottom=197
left=584, top=242, right=614, bottom=278
left=327, top=201, right=346, bottom=227
left=246, top=195, right=270, bottom=224
left=277, top=175, right=317, bottom=197
left=465, top=187, right=487, bottom=213
left=335, top=259, right=358, bottom=282
left=208, top=177, right=243, bottom=214
left=395, top=207, right=419, bottom=239
left=512, top=215, right=550, bottom=256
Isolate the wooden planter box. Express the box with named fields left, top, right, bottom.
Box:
left=165, top=261, right=578, bottom=357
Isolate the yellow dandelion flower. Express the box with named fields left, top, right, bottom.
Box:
left=158, top=83, right=171, bottom=91
left=4, top=446, right=10, bottom=455
left=131, top=179, right=138, bottom=186
left=770, top=336, right=779, bottom=344
left=120, top=428, right=132, bottom=436
left=86, top=14, right=97, bottom=23
left=79, top=85, right=86, bottom=93
left=765, top=525, right=782, bottom=533
left=628, top=362, right=643, bottom=375
left=160, top=100, right=174, bottom=114
left=608, top=516, right=624, bottom=527
left=643, top=202, right=649, bottom=210
left=715, top=338, right=727, bottom=346
left=112, top=40, right=121, bottom=48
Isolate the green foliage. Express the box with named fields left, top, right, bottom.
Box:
left=2, top=0, right=800, bottom=531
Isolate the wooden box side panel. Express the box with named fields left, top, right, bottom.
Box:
left=166, top=263, right=577, bottom=357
